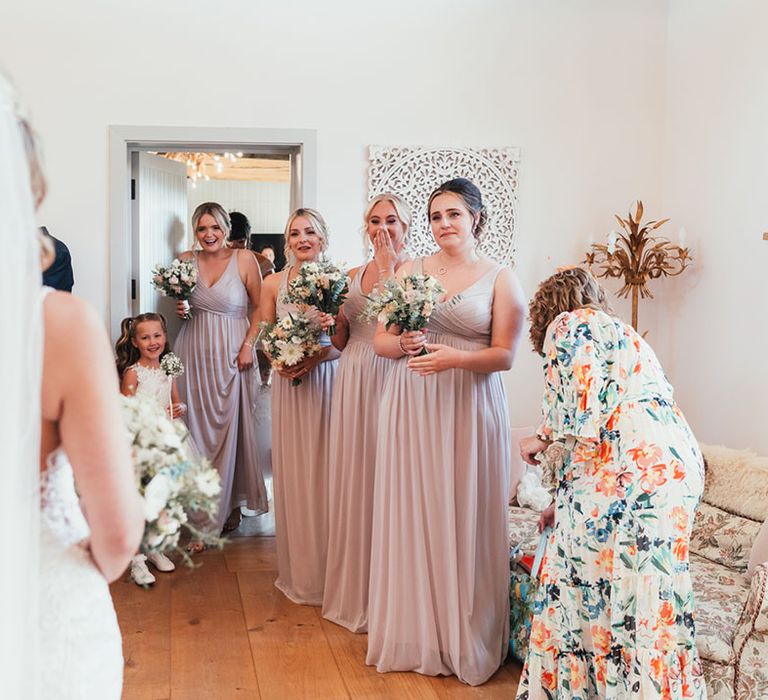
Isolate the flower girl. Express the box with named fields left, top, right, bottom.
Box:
left=115, top=312, right=184, bottom=585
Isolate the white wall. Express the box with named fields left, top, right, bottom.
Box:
left=187, top=180, right=290, bottom=234
left=1, top=0, right=669, bottom=429
left=658, top=0, right=768, bottom=453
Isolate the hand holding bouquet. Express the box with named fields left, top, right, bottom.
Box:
left=361, top=274, right=445, bottom=356
left=121, top=394, right=222, bottom=560
left=287, top=260, right=349, bottom=336
left=151, top=258, right=197, bottom=319
left=258, top=313, right=322, bottom=386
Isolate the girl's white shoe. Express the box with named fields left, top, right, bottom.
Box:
left=130, top=555, right=156, bottom=586
left=146, top=551, right=175, bottom=572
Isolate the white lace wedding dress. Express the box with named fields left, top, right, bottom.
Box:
left=40, top=448, right=123, bottom=697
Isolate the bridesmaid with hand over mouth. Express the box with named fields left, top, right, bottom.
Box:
left=367, top=178, right=526, bottom=686
left=322, top=194, right=412, bottom=632
left=260, top=208, right=340, bottom=605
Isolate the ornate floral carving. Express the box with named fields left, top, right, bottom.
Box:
left=368, top=145, right=521, bottom=265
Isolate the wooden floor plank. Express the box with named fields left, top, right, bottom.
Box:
left=111, top=570, right=172, bottom=699
left=429, top=662, right=522, bottom=699
left=170, top=550, right=261, bottom=699
left=319, top=616, right=440, bottom=700
left=115, top=538, right=521, bottom=699
left=237, top=570, right=349, bottom=700
left=224, top=535, right=276, bottom=573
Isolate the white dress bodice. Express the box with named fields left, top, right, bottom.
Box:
left=132, top=362, right=172, bottom=409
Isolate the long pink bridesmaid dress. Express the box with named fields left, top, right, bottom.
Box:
left=322, top=264, right=394, bottom=632
left=272, top=269, right=338, bottom=605
left=175, top=251, right=268, bottom=530
left=367, top=260, right=511, bottom=686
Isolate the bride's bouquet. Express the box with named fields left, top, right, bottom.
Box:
left=258, top=313, right=322, bottom=386
left=361, top=274, right=445, bottom=355
left=121, top=394, right=222, bottom=558
left=287, top=260, right=349, bottom=336
left=151, top=258, right=197, bottom=319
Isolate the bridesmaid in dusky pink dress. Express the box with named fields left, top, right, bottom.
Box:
left=175, top=202, right=267, bottom=537
left=367, top=179, right=526, bottom=685
left=259, top=208, right=339, bottom=605
left=322, top=194, right=412, bottom=632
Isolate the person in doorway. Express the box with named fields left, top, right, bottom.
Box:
left=40, top=226, right=74, bottom=292
left=229, top=211, right=275, bottom=278
left=174, top=202, right=267, bottom=543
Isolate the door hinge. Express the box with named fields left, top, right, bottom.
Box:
left=131, top=178, right=136, bottom=200
left=131, top=279, right=137, bottom=300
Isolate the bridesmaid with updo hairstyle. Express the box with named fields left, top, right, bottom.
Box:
left=322, top=193, right=412, bottom=632
left=260, top=207, right=340, bottom=605
left=367, top=178, right=526, bottom=685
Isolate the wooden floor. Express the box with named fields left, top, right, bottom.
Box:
left=111, top=524, right=521, bottom=699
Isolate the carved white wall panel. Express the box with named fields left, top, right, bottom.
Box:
left=367, top=145, right=520, bottom=265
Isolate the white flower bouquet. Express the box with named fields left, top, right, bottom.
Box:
left=160, top=352, right=184, bottom=378
left=258, top=313, right=322, bottom=386
left=151, top=258, right=197, bottom=319
left=361, top=274, right=445, bottom=356
left=121, top=394, right=222, bottom=558
left=287, top=260, right=349, bottom=336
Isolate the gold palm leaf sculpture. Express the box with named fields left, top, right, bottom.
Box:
left=584, top=201, right=692, bottom=330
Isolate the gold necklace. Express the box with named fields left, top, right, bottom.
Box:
left=435, top=253, right=479, bottom=276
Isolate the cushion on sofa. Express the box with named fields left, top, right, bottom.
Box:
left=689, top=553, right=751, bottom=664
left=691, top=502, right=761, bottom=570
left=508, top=505, right=540, bottom=556
left=700, top=444, right=768, bottom=522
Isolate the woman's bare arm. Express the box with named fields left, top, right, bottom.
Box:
left=42, top=293, right=144, bottom=582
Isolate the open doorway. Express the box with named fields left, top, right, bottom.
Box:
left=108, top=126, right=317, bottom=339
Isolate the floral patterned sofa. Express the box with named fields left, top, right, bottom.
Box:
left=507, top=443, right=768, bottom=699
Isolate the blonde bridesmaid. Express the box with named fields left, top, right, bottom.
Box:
left=260, top=208, right=339, bottom=605
left=367, top=179, right=526, bottom=685
left=322, top=194, right=412, bottom=632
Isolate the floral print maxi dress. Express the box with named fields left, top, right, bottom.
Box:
left=517, top=308, right=706, bottom=700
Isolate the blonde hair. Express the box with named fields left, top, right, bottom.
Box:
left=17, top=113, right=50, bottom=267
left=363, top=193, right=412, bottom=234
left=191, top=202, right=231, bottom=237
left=283, top=208, right=329, bottom=263
left=528, top=267, right=610, bottom=355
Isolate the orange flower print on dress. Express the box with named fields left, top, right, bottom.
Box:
left=518, top=309, right=705, bottom=700
left=591, top=625, right=611, bottom=655
left=670, top=505, right=689, bottom=533
left=640, top=463, right=668, bottom=493
left=659, top=601, right=676, bottom=626
left=627, top=442, right=663, bottom=469
left=673, top=537, right=689, bottom=561
left=530, top=620, right=551, bottom=652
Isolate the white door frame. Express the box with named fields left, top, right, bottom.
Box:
left=108, top=125, right=317, bottom=337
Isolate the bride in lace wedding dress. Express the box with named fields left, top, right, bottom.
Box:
left=1, top=75, right=144, bottom=698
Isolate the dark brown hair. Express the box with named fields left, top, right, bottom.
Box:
left=427, top=178, right=488, bottom=242
left=115, top=313, right=171, bottom=378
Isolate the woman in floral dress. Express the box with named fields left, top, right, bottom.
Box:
left=517, top=268, right=706, bottom=699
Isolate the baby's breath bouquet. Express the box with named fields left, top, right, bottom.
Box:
left=121, top=394, right=222, bottom=559
left=361, top=274, right=445, bottom=356
left=258, top=313, right=322, bottom=386
left=160, top=352, right=184, bottom=378
left=151, top=258, right=197, bottom=319
left=287, top=260, right=349, bottom=336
